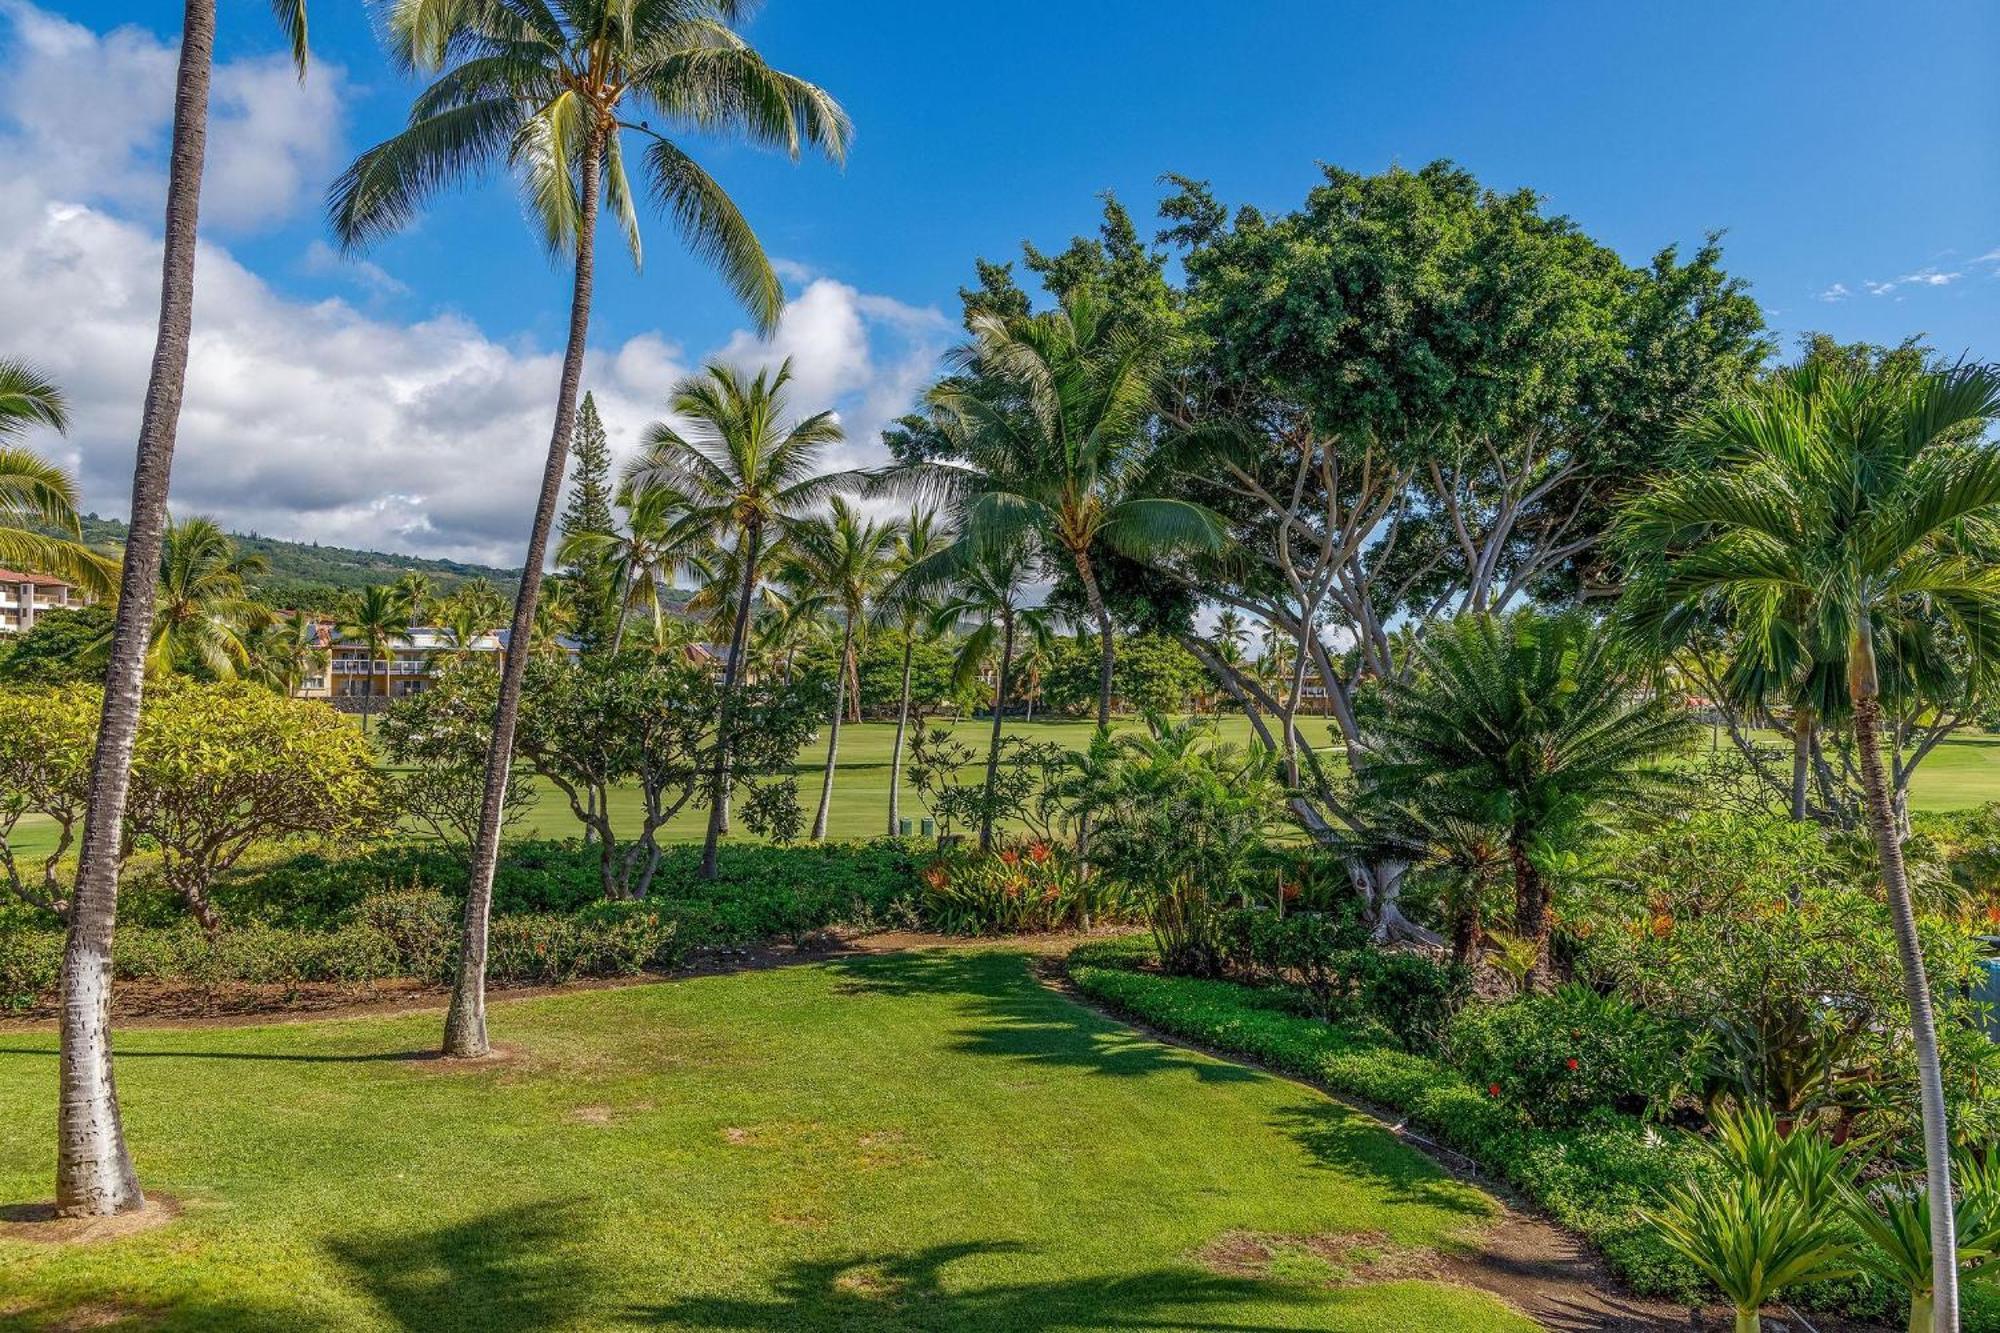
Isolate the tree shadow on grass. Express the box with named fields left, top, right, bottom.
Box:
left=0, top=1047, right=436, bottom=1065
left=325, top=1199, right=604, bottom=1332
left=628, top=1239, right=1316, bottom=1332
left=1270, top=1101, right=1493, bottom=1221
left=822, top=950, right=1259, bottom=1086
left=0, top=1292, right=345, bottom=1333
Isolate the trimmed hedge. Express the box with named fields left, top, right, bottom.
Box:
left=1066, top=940, right=1706, bottom=1301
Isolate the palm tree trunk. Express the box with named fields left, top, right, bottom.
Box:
left=609, top=566, right=631, bottom=656
left=812, top=619, right=852, bottom=841
left=887, top=633, right=913, bottom=836
left=56, top=0, right=218, bottom=1218
left=1510, top=838, right=1552, bottom=992
left=1073, top=547, right=1115, bottom=729
left=441, top=128, right=603, bottom=1060
left=1850, top=622, right=1956, bottom=1331
left=1790, top=705, right=1812, bottom=822
left=701, top=522, right=761, bottom=880
left=978, top=610, right=1016, bottom=853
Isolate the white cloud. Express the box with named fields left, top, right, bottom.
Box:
left=1817, top=282, right=1850, bottom=302
left=0, top=2, right=344, bottom=231
left=300, top=239, right=408, bottom=297
left=0, top=4, right=947, bottom=567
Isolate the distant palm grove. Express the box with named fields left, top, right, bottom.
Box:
left=3, top=4, right=2000, bottom=1333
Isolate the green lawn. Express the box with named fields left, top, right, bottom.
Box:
left=0, top=948, right=1529, bottom=1331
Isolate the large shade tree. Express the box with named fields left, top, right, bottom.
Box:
left=623, top=359, right=846, bottom=876
left=56, top=0, right=310, bottom=1221
left=330, top=0, right=848, bottom=1058
left=1618, top=360, right=2000, bottom=1332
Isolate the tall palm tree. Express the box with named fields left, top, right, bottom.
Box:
left=1368, top=608, right=1697, bottom=988
left=1619, top=360, right=2000, bottom=1332
left=393, top=571, right=432, bottom=626
left=776, top=498, right=902, bottom=841
left=438, top=580, right=508, bottom=659
left=624, top=360, right=847, bottom=876
left=111, top=516, right=266, bottom=680
left=57, top=0, right=310, bottom=1220
left=875, top=507, right=945, bottom=835
left=0, top=361, right=111, bottom=596
left=557, top=483, right=711, bottom=654
left=923, top=537, right=1050, bottom=851
left=243, top=608, right=328, bottom=696
left=339, top=585, right=412, bottom=731
left=331, top=1, right=847, bottom=1059
left=882, top=290, right=1226, bottom=726
left=1213, top=607, right=1249, bottom=670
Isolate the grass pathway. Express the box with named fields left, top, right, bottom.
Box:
left=0, top=947, right=1531, bottom=1331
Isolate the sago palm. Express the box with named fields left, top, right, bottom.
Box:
left=1619, top=359, right=2000, bottom=1330
left=776, top=497, right=901, bottom=841
left=58, top=0, right=309, bottom=1218
left=623, top=359, right=847, bottom=875
left=1367, top=608, right=1697, bottom=988
left=331, top=0, right=848, bottom=1057
left=339, top=584, right=413, bottom=729
left=880, top=289, right=1226, bottom=727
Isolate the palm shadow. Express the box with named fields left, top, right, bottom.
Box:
left=325, top=1199, right=604, bottom=1332
left=823, top=949, right=1259, bottom=1085
left=628, top=1239, right=1316, bottom=1332
left=1270, top=1101, right=1493, bottom=1220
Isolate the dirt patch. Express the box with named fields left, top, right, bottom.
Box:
left=0, top=1194, right=182, bottom=1247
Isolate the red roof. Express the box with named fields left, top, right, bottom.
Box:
left=0, top=569, right=73, bottom=589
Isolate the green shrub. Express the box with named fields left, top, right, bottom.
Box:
left=357, top=890, right=458, bottom=982
left=1446, top=984, right=1699, bottom=1126
left=0, top=928, right=60, bottom=1010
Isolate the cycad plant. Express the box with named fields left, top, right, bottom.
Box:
left=1367, top=608, right=1698, bottom=988
left=775, top=498, right=902, bottom=841
left=623, top=360, right=847, bottom=874
left=331, top=0, right=847, bottom=1057
left=1620, top=359, right=2000, bottom=1326
left=57, top=0, right=310, bottom=1217
left=881, top=290, right=1226, bottom=726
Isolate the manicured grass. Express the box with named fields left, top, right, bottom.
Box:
left=0, top=948, right=1528, bottom=1331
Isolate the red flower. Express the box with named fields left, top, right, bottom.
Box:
left=1280, top=881, right=1301, bottom=903
left=1027, top=841, right=1052, bottom=865
left=1488, top=1083, right=1502, bottom=1098
left=998, top=848, right=1021, bottom=867
left=1566, top=1058, right=1580, bottom=1072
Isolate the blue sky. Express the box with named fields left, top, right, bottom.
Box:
left=4, top=1, right=1995, bottom=561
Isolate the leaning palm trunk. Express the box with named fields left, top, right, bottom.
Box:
left=56, top=0, right=218, bottom=1217
left=812, top=619, right=853, bottom=840
left=701, top=524, right=761, bottom=880
left=886, top=634, right=914, bottom=836
left=442, top=131, right=603, bottom=1060
left=1073, top=548, right=1115, bottom=729
left=978, top=611, right=1016, bottom=853
left=1850, top=621, right=1957, bottom=1331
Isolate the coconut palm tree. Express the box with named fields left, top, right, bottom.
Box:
left=1213, top=607, right=1249, bottom=670
left=438, top=580, right=508, bottom=659
left=331, top=1, right=847, bottom=1058
left=775, top=498, right=902, bottom=841
left=55, top=1, right=310, bottom=1219
left=1368, top=608, right=1697, bottom=989
left=875, top=507, right=945, bottom=835
left=623, top=360, right=847, bottom=876
left=244, top=608, right=328, bottom=696
left=1619, top=359, right=2000, bottom=1332
left=0, top=361, right=111, bottom=596
left=392, top=571, right=432, bottom=626
left=923, top=537, right=1051, bottom=851
left=339, top=585, right=412, bottom=730
left=879, top=290, right=1226, bottom=727
left=530, top=578, right=576, bottom=654
left=557, top=483, right=711, bottom=654
left=105, top=516, right=267, bottom=680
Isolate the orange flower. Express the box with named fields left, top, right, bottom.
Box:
left=1650, top=913, right=1674, bottom=938
left=998, top=848, right=1021, bottom=867
left=1280, top=881, right=1301, bottom=903
left=922, top=865, right=950, bottom=891
left=1027, top=841, right=1052, bottom=865
left=1985, top=905, right=2000, bottom=927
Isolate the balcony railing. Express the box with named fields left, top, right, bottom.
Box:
left=331, top=659, right=433, bottom=676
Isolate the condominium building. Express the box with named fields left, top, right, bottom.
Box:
left=0, top=569, right=87, bottom=635
left=294, top=624, right=575, bottom=704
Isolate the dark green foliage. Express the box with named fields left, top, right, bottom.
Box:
left=1214, top=909, right=1467, bottom=1050
left=1446, top=984, right=1699, bottom=1127
left=1035, top=632, right=1204, bottom=717
left=559, top=392, right=620, bottom=654
left=0, top=604, right=113, bottom=684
